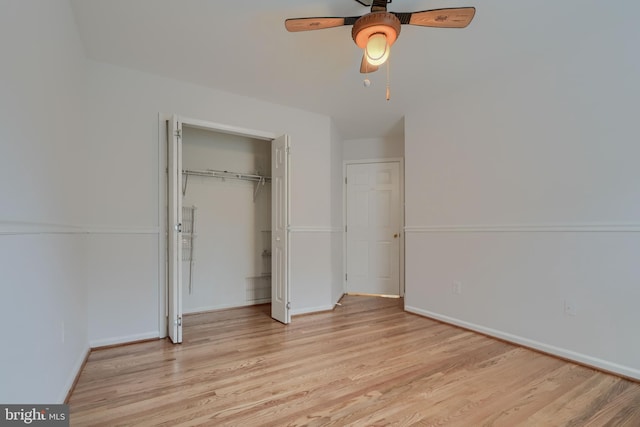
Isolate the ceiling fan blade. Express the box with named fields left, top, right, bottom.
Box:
left=360, top=55, right=379, bottom=74
left=399, top=7, right=476, bottom=28
left=285, top=17, right=357, bottom=32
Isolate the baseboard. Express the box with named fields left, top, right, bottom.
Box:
left=346, top=292, right=401, bottom=299
left=184, top=300, right=270, bottom=314
left=61, top=346, right=90, bottom=404
left=91, top=337, right=162, bottom=351
left=291, top=304, right=335, bottom=316
left=288, top=226, right=342, bottom=233
left=89, top=331, right=159, bottom=349
left=335, top=293, right=347, bottom=306
left=186, top=302, right=337, bottom=317
left=405, top=305, right=640, bottom=381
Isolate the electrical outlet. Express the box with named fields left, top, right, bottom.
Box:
left=564, top=300, right=577, bottom=316
left=453, top=281, right=462, bottom=295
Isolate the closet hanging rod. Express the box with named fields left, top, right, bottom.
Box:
left=182, top=168, right=271, bottom=183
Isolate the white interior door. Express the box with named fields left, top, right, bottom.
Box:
left=167, top=115, right=183, bottom=343
left=346, top=161, right=401, bottom=295
left=271, top=135, right=290, bottom=324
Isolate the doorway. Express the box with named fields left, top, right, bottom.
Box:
left=180, top=126, right=271, bottom=312
left=164, top=115, right=290, bottom=343
left=344, top=160, right=403, bottom=296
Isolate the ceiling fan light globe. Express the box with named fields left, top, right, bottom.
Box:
left=365, top=33, right=389, bottom=66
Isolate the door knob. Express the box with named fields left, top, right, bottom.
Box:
left=393, top=233, right=398, bottom=238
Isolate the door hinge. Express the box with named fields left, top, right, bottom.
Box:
left=286, top=302, right=291, bottom=309
left=176, top=316, right=182, bottom=326
left=174, top=128, right=182, bottom=139
left=286, top=146, right=291, bottom=154
left=345, top=273, right=348, bottom=281
left=175, top=223, right=182, bottom=232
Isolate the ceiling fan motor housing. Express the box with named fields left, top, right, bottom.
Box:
left=352, top=12, right=401, bottom=48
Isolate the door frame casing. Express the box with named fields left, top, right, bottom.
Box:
left=158, top=113, right=286, bottom=337
left=343, top=158, right=405, bottom=297
left=167, top=115, right=183, bottom=343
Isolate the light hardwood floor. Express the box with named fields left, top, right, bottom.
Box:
left=69, top=295, right=640, bottom=426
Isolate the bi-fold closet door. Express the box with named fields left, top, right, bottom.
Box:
left=167, top=116, right=183, bottom=344
left=167, top=115, right=290, bottom=344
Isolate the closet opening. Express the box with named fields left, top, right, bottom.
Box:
left=164, top=115, right=290, bottom=344
left=181, top=125, right=272, bottom=314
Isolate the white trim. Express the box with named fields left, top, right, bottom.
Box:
left=59, top=346, right=90, bottom=404
left=405, top=305, right=640, bottom=381
left=291, top=304, right=335, bottom=316
left=343, top=158, right=405, bottom=297
left=158, top=113, right=169, bottom=339
left=158, top=112, right=289, bottom=331
left=0, top=221, right=84, bottom=235
left=289, top=226, right=342, bottom=233
left=405, top=223, right=640, bottom=233
left=184, top=301, right=270, bottom=315
left=0, top=221, right=160, bottom=236
left=83, top=225, right=160, bottom=234
left=180, top=116, right=276, bottom=141
left=344, top=157, right=405, bottom=165
left=89, top=331, right=159, bottom=349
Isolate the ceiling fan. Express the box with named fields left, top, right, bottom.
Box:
left=285, top=0, right=475, bottom=74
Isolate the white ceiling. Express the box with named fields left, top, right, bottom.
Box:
left=70, top=0, right=603, bottom=140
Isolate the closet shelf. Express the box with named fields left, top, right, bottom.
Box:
left=183, top=168, right=271, bottom=183
left=182, top=168, right=271, bottom=201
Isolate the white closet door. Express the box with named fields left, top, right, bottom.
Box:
left=271, top=134, right=290, bottom=324
left=168, top=115, right=183, bottom=343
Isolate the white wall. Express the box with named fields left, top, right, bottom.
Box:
left=343, top=136, right=404, bottom=161
left=84, top=60, right=339, bottom=343
left=330, top=122, right=344, bottom=304
left=404, top=13, right=640, bottom=379
left=0, top=0, right=89, bottom=403
left=181, top=127, right=271, bottom=313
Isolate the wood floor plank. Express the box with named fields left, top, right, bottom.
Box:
left=68, top=295, right=640, bottom=426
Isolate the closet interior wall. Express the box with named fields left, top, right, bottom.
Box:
left=181, top=126, right=272, bottom=313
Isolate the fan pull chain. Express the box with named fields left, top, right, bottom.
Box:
left=386, top=57, right=391, bottom=101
